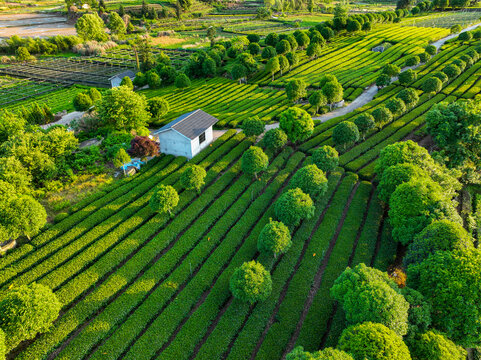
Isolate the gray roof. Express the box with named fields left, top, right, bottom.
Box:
left=154, top=109, right=218, bottom=140
left=109, top=70, right=136, bottom=80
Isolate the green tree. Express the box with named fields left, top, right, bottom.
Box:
left=180, top=164, right=206, bottom=194
left=421, top=77, right=442, bottom=95
left=426, top=100, right=481, bottom=168
left=229, top=260, right=272, bottom=303
left=295, top=32, right=310, bottom=49
left=97, top=86, right=149, bottom=131
left=425, top=44, right=437, bottom=55
left=265, top=32, right=279, bottom=46
left=338, top=322, right=412, bottom=360
left=149, top=184, right=179, bottom=216
left=108, top=11, right=126, bottom=36
left=0, top=283, right=61, bottom=350
left=241, top=146, right=268, bottom=178
left=286, top=346, right=354, bottom=360
left=372, top=107, right=393, bottom=128
left=376, top=74, right=391, bottom=88
left=332, top=121, right=359, bottom=150
left=231, top=63, right=248, bottom=84
left=0, top=111, right=25, bottom=143
left=263, top=128, right=287, bottom=152
left=389, top=179, right=460, bottom=245
left=175, top=72, right=191, bottom=90
left=396, top=88, right=419, bottom=109
left=451, top=24, right=462, bottom=34
left=401, top=287, right=432, bottom=340
left=278, top=54, right=289, bottom=76
left=274, top=188, right=315, bottom=227
left=378, top=163, right=428, bottom=203
left=289, top=164, right=328, bottom=198
left=73, top=92, right=93, bottom=111
left=347, top=19, right=361, bottom=32
left=404, top=219, right=473, bottom=269
left=458, top=30, right=472, bottom=43
left=405, top=55, right=420, bottom=67
left=15, top=47, right=32, bottom=62
left=261, top=45, right=277, bottom=60
left=248, top=42, right=261, bottom=55
left=309, top=91, right=327, bottom=114
left=148, top=97, right=169, bottom=124
left=279, top=107, right=314, bottom=143
left=75, top=13, right=108, bottom=41
left=383, top=63, right=401, bottom=77
left=286, top=52, right=299, bottom=70
left=241, top=116, right=265, bottom=137
left=312, top=145, right=339, bottom=172
left=257, top=218, right=292, bottom=258
left=398, top=69, right=417, bottom=86
left=385, top=98, right=406, bottom=116
left=432, top=71, right=448, bottom=84
left=286, top=79, right=307, bottom=103
left=206, top=26, right=216, bottom=46
left=354, top=113, right=375, bottom=139
left=442, top=63, right=461, bottom=79
left=306, top=43, right=322, bottom=59
left=266, top=56, right=280, bottom=82
left=409, top=331, right=466, bottom=360
left=113, top=148, right=131, bottom=175
left=276, top=39, right=291, bottom=55
left=9, top=196, right=47, bottom=240
left=408, top=248, right=481, bottom=347
left=321, top=80, right=343, bottom=110
left=202, top=57, right=216, bottom=77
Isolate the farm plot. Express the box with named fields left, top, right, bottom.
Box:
left=0, top=76, right=65, bottom=107
left=401, top=10, right=481, bottom=28
left=299, top=38, right=481, bottom=180
left=0, top=58, right=134, bottom=87
left=258, top=24, right=449, bottom=90
left=142, top=77, right=305, bottom=127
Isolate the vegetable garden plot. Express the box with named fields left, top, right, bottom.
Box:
left=0, top=58, right=134, bottom=87
left=0, top=76, right=65, bottom=107
left=401, top=10, right=481, bottom=29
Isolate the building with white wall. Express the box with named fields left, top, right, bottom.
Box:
left=152, top=109, right=218, bottom=159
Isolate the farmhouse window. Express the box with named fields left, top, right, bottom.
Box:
left=199, top=132, right=206, bottom=144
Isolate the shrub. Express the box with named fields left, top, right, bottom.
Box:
left=312, top=145, right=339, bottom=172
left=128, top=136, right=159, bottom=158
left=458, top=31, right=472, bottom=42
left=274, top=188, right=315, bottom=227
left=289, top=164, right=328, bottom=198
left=0, top=329, right=4, bottom=360
left=180, top=164, right=206, bottom=194
left=148, top=97, right=169, bottom=125
left=88, top=88, right=102, bottom=102
left=0, top=283, right=61, bottom=349
left=229, top=261, right=272, bottom=303
left=263, top=128, right=287, bottom=152
left=120, top=76, right=133, bottom=89
left=257, top=218, right=292, bottom=257
left=73, top=92, right=93, bottom=111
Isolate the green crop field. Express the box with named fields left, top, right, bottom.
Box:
left=1, top=5, right=480, bottom=360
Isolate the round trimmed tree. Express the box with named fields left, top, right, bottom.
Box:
left=10, top=195, right=47, bottom=240
left=120, top=76, right=133, bottom=89
left=309, top=90, right=327, bottom=114
left=354, top=113, right=375, bottom=139
left=398, top=69, right=417, bottom=86
left=442, top=64, right=461, bottom=79
left=274, top=188, right=315, bottom=227
left=257, top=218, right=292, bottom=258
left=286, top=79, right=307, bottom=103
left=175, top=72, right=191, bottom=90
left=372, top=107, right=393, bottom=128
left=376, top=74, right=391, bottom=88
left=279, top=107, right=314, bottom=143
left=180, top=164, right=207, bottom=194
left=0, top=283, right=61, bottom=349
left=263, top=128, right=287, bottom=152
left=241, top=146, right=268, bottom=178
left=149, top=184, right=179, bottom=216
left=409, top=331, right=466, bottom=360
left=385, top=98, right=406, bottom=116
left=148, top=97, right=169, bottom=124
left=422, top=77, right=442, bottom=95
left=312, top=145, right=339, bottom=172
left=332, top=121, right=359, bottom=150
left=289, top=164, right=328, bottom=198
left=230, top=260, right=272, bottom=303
left=338, top=322, right=412, bottom=360
left=383, top=63, right=401, bottom=77
left=396, top=88, right=419, bottom=109
left=73, top=92, right=93, bottom=111
left=241, top=116, right=265, bottom=137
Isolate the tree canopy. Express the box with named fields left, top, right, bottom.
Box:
left=241, top=146, right=268, bottom=178
left=312, top=145, right=339, bottom=173
left=275, top=188, right=315, bottom=227
left=257, top=218, right=292, bottom=257
left=332, top=121, right=359, bottom=150
left=263, top=128, right=287, bottom=152
left=409, top=331, right=466, bottom=360
left=180, top=164, right=207, bottom=194
left=241, top=116, right=265, bottom=137
left=289, top=164, right=328, bottom=198
left=149, top=184, right=179, bottom=216
left=75, top=13, right=108, bottom=41
left=229, top=260, right=272, bottom=303
left=279, top=107, right=314, bottom=143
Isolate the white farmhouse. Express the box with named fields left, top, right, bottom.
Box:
left=152, top=109, right=218, bottom=159
left=109, top=70, right=136, bottom=88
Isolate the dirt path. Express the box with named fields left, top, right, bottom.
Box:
left=41, top=111, right=84, bottom=130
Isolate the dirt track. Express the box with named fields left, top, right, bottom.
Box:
left=0, top=13, right=76, bottom=39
